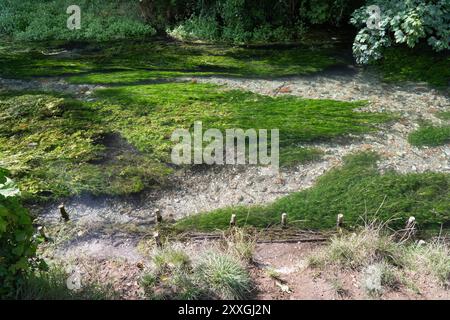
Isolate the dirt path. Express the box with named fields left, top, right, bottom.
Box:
left=252, top=242, right=450, bottom=300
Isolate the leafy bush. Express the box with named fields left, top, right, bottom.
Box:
left=299, top=0, right=363, bottom=25
left=0, top=169, right=40, bottom=298
left=168, top=15, right=221, bottom=42
left=167, top=0, right=362, bottom=44
left=351, top=0, right=450, bottom=64
left=169, top=17, right=304, bottom=44
left=0, top=0, right=155, bottom=41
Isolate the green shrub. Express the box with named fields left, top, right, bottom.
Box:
left=168, top=15, right=220, bottom=42
left=0, top=0, right=155, bottom=41
left=351, top=0, right=450, bottom=64
left=167, top=0, right=361, bottom=44
left=0, top=169, right=41, bottom=298
left=168, top=14, right=302, bottom=44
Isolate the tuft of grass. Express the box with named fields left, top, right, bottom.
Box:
left=362, top=262, right=400, bottom=297
left=405, top=241, right=450, bottom=286
left=223, top=228, right=256, bottom=263
left=329, top=277, right=349, bottom=298
left=152, top=245, right=192, bottom=273
left=195, top=251, right=253, bottom=300
left=307, top=223, right=449, bottom=297
left=141, top=243, right=253, bottom=300
left=309, top=226, right=403, bottom=270
left=377, top=47, right=450, bottom=88
left=264, top=267, right=282, bottom=280
left=409, top=125, right=450, bottom=147
left=141, top=245, right=200, bottom=300
left=175, top=152, right=450, bottom=232
left=15, top=267, right=118, bottom=300
left=437, top=111, right=450, bottom=121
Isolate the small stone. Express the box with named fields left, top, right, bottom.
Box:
left=113, top=241, right=124, bottom=247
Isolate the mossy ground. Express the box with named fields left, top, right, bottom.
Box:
left=175, top=152, right=450, bottom=232
left=0, top=41, right=341, bottom=83
left=408, top=114, right=450, bottom=147
left=376, top=47, right=450, bottom=89
left=0, top=83, right=391, bottom=201
left=0, top=92, right=170, bottom=201
left=409, top=125, right=450, bottom=147
left=437, top=111, right=450, bottom=121
left=0, top=40, right=353, bottom=202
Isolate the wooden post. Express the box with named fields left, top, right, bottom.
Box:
left=37, top=226, right=49, bottom=242
left=59, top=204, right=70, bottom=222
left=337, top=214, right=344, bottom=228
left=153, top=232, right=162, bottom=248
left=230, top=214, right=236, bottom=227
left=155, top=209, right=162, bottom=224
left=336, top=214, right=344, bottom=234
left=281, top=213, right=287, bottom=228
left=417, top=240, right=426, bottom=246
left=406, top=216, right=416, bottom=230
left=401, top=216, right=416, bottom=241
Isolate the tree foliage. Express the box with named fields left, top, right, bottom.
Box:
left=144, top=0, right=364, bottom=43
left=0, top=169, right=41, bottom=298
left=351, top=0, right=450, bottom=64
left=0, top=0, right=155, bottom=41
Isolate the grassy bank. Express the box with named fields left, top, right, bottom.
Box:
left=0, top=85, right=391, bottom=201
left=409, top=125, right=450, bottom=147
left=175, top=152, right=450, bottom=231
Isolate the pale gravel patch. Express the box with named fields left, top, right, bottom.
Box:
left=0, top=77, right=104, bottom=100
